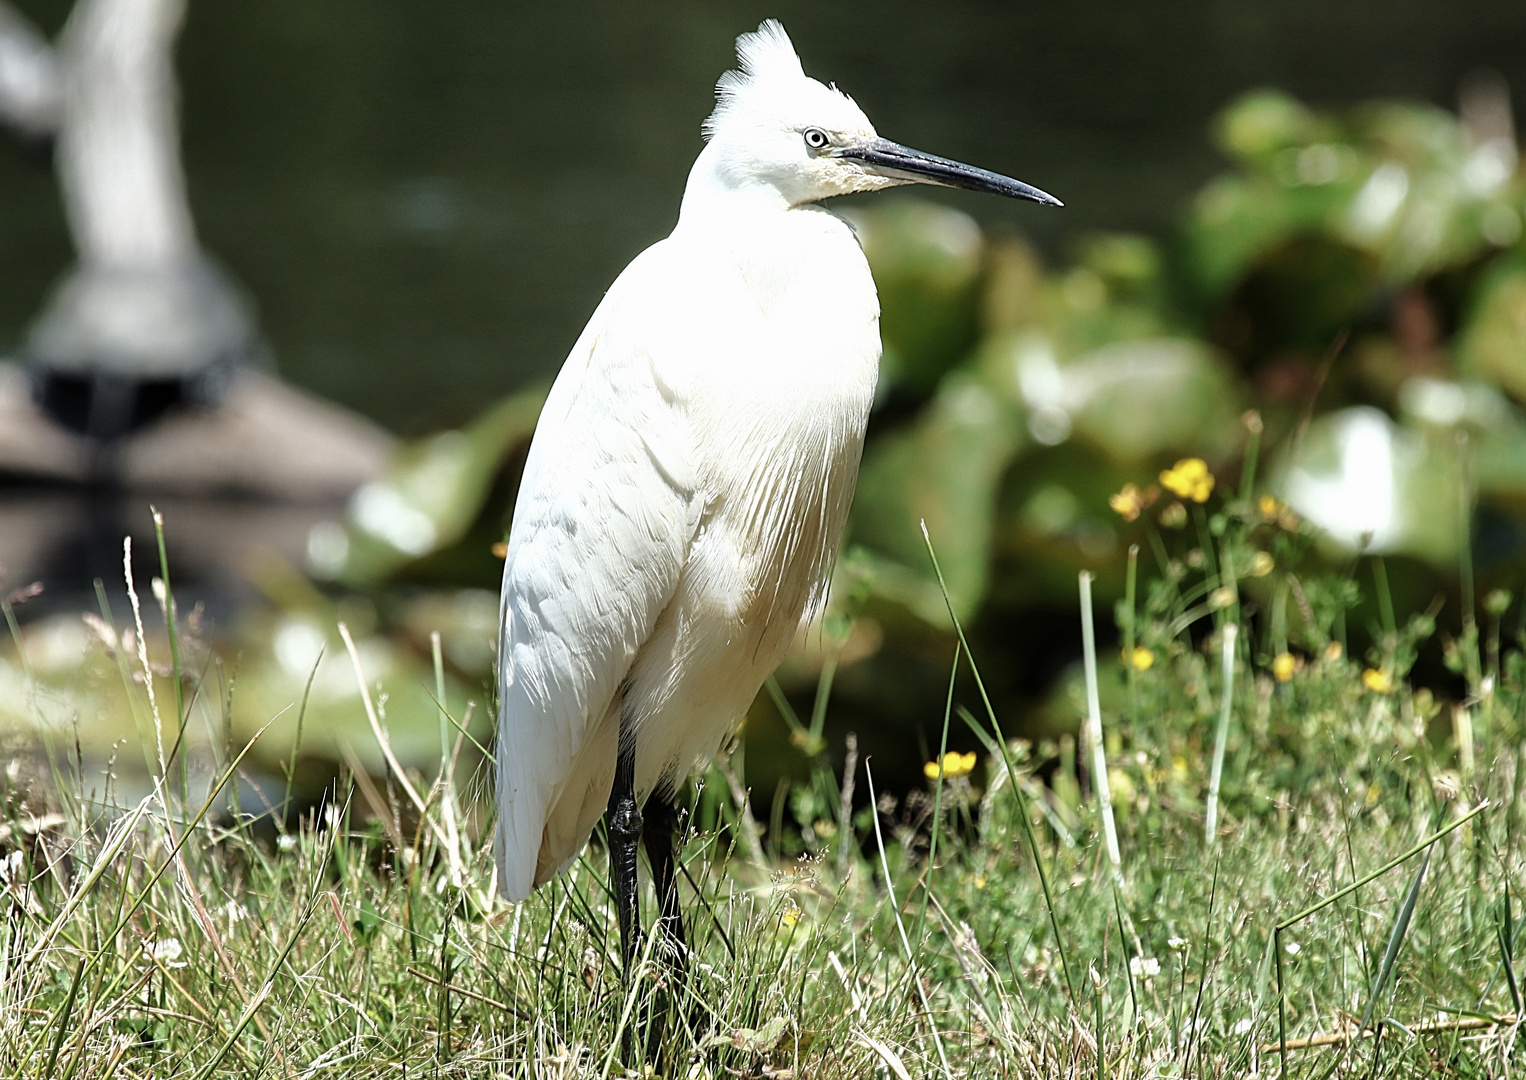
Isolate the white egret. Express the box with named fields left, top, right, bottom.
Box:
left=495, top=19, right=1059, bottom=978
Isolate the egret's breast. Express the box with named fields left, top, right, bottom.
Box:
left=685, top=207, right=881, bottom=630
left=620, top=209, right=882, bottom=794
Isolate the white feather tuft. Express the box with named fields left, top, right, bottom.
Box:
left=704, top=19, right=806, bottom=140
left=735, top=19, right=803, bottom=83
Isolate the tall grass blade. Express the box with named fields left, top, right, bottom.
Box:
left=1122, top=544, right=1142, bottom=745
left=40, top=957, right=83, bottom=1080
left=914, top=645, right=961, bottom=949
left=1277, top=802, right=1486, bottom=930
left=1205, top=623, right=1237, bottom=843
left=122, top=536, right=165, bottom=775
left=337, top=620, right=459, bottom=876
left=864, top=758, right=952, bottom=1075
left=190, top=896, right=318, bottom=1080
left=922, top=522, right=1077, bottom=1005
left=1275, top=926, right=1288, bottom=1080
left=1499, top=885, right=1521, bottom=1016
left=1342, top=846, right=1431, bottom=1072
left=151, top=508, right=190, bottom=804
left=282, top=648, right=322, bottom=823
left=1080, top=572, right=1121, bottom=877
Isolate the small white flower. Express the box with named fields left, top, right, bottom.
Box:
left=1129, top=956, right=1160, bottom=978
left=1233, top=1018, right=1254, bottom=1035
left=145, top=937, right=186, bottom=967
left=277, top=833, right=297, bottom=851
left=1285, top=941, right=1301, bottom=955
left=1167, top=936, right=1188, bottom=951
left=0, top=849, right=22, bottom=886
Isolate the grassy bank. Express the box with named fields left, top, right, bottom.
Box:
left=1, top=497, right=1522, bottom=1079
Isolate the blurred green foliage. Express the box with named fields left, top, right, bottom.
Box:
left=11, top=85, right=1526, bottom=818
left=278, top=86, right=1526, bottom=773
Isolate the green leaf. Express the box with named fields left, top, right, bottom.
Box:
left=852, top=372, right=1022, bottom=621
left=321, top=383, right=547, bottom=586
left=847, top=200, right=985, bottom=396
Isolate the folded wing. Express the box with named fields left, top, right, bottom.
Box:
left=494, top=247, right=703, bottom=901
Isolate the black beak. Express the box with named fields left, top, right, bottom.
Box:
left=842, top=137, right=1062, bottom=206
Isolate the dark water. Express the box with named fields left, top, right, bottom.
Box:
left=2, top=0, right=1525, bottom=433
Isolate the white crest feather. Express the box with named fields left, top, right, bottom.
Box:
left=704, top=19, right=808, bottom=140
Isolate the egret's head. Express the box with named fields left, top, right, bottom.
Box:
left=700, top=20, right=1061, bottom=210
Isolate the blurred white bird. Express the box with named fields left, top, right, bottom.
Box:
left=495, top=19, right=1059, bottom=978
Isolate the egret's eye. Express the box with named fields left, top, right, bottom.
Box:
left=803, top=128, right=830, bottom=151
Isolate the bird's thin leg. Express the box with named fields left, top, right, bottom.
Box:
left=642, top=793, right=689, bottom=988
left=606, top=733, right=643, bottom=980
left=642, top=791, right=693, bottom=1063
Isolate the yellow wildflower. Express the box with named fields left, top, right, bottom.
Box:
left=1109, top=482, right=1158, bottom=522
left=1258, top=494, right=1283, bottom=519
left=1159, top=458, right=1215, bottom=503
left=924, top=750, right=978, bottom=780
left=1127, top=646, right=1155, bottom=671
left=1110, top=483, right=1144, bottom=521
left=1248, top=551, right=1275, bottom=577
left=1272, top=652, right=1296, bottom=682
left=1361, top=668, right=1392, bottom=693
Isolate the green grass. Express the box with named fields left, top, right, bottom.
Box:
left=2, top=502, right=1525, bottom=1078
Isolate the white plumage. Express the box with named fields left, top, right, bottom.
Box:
left=495, top=20, right=1058, bottom=903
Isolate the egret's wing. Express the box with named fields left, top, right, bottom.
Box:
left=494, top=245, right=706, bottom=901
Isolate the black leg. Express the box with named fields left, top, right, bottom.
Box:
left=642, top=790, right=694, bottom=1064
left=642, top=792, right=689, bottom=988
left=605, top=734, right=642, bottom=979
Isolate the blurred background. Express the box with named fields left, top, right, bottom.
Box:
left=3, top=0, right=1526, bottom=820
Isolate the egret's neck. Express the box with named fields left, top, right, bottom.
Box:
left=676, top=140, right=798, bottom=230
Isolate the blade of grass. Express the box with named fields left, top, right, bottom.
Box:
left=1499, top=885, right=1521, bottom=1016
left=190, top=894, right=319, bottom=1080
left=864, top=758, right=951, bottom=1076
left=40, top=956, right=83, bottom=1080
left=1275, top=926, right=1288, bottom=1080
left=93, top=578, right=159, bottom=782
left=1277, top=802, right=1486, bottom=930
left=1080, top=572, right=1121, bottom=878
left=1112, top=886, right=1138, bottom=1031
left=1458, top=431, right=1482, bottom=692
left=913, top=644, right=961, bottom=950
left=1240, top=410, right=1263, bottom=501
left=337, top=621, right=457, bottom=868
left=1205, top=623, right=1237, bottom=844
left=922, top=521, right=1077, bottom=1006
left=431, top=630, right=449, bottom=766
left=807, top=640, right=840, bottom=751
left=1122, top=545, right=1141, bottom=745
left=122, top=536, right=165, bottom=776
left=1338, top=845, right=1432, bottom=1074
left=282, top=649, right=323, bottom=823
left=150, top=508, right=189, bottom=805
left=15, top=724, right=274, bottom=1070
left=1184, top=857, right=1221, bottom=1069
